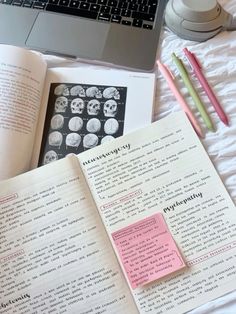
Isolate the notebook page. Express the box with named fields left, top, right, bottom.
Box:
left=0, top=155, right=137, bottom=314
left=0, top=45, right=47, bottom=180
left=79, top=111, right=236, bottom=314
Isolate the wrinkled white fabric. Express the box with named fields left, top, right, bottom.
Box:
left=155, top=0, right=236, bottom=205
left=156, top=1, right=236, bottom=312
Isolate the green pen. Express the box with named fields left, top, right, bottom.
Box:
left=171, top=53, right=215, bottom=132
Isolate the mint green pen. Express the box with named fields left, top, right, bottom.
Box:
left=171, top=53, right=215, bottom=132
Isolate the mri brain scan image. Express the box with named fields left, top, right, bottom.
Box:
left=86, top=86, right=102, bottom=98
left=104, top=118, right=119, bottom=135
left=68, top=116, right=83, bottom=132
left=86, top=118, right=101, bottom=133
left=103, top=87, right=120, bottom=99
left=50, top=114, right=64, bottom=130
left=83, top=134, right=99, bottom=148
left=101, top=135, right=115, bottom=144
left=87, top=99, right=101, bottom=116
left=70, top=98, right=85, bottom=114
left=70, top=85, right=86, bottom=97
left=40, top=82, right=127, bottom=166
left=103, top=100, right=118, bottom=117
left=54, top=84, right=70, bottom=96
left=48, top=131, right=63, bottom=147
left=43, top=150, right=58, bottom=165
left=66, top=133, right=81, bottom=149
left=54, top=96, right=68, bottom=113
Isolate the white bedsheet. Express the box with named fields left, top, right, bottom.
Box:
left=156, top=0, right=236, bottom=204
left=157, top=1, right=236, bottom=313
left=41, top=1, right=236, bottom=312
left=157, top=1, right=236, bottom=312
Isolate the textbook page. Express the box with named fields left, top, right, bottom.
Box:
left=31, top=67, right=155, bottom=168
left=79, top=111, right=236, bottom=314
left=0, top=45, right=47, bottom=180
left=0, top=155, right=137, bottom=314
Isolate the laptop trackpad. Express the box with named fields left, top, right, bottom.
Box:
left=26, top=12, right=109, bottom=59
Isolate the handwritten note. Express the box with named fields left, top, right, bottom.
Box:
left=112, top=213, right=186, bottom=289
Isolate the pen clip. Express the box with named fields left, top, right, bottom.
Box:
left=164, top=64, right=175, bottom=80
left=183, top=48, right=202, bottom=72
left=179, top=58, right=188, bottom=75
left=172, top=52, right=187, bottom=76
left=191, top=51, right=202, bottom=69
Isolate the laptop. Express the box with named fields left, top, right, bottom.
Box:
left=0, top=0, right=167, bottom=71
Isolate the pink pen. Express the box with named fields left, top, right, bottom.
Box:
left=183, top=48, right=229, bottom=126
left=157, top=60, right=203, bottom=138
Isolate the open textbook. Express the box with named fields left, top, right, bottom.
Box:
left=0, top=44, right=155, bottom=181
left=1, top=112, right=236, bottom=314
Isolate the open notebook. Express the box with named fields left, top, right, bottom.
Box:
left=1, top=112, right=236, bottom=314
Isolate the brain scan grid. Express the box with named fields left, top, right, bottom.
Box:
left=39, top=83, right=127, bottom=165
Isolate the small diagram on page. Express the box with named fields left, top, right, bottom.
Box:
left=38, top=83, right=127, bottom=166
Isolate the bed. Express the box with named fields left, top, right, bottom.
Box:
left=42, top=0, right=236, bottom=312
left=157, top=1, right=236, bottom=312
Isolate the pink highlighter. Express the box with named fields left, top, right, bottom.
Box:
left=157, top=59, right=203, bottom=138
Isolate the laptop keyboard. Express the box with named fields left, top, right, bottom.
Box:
left=1, top=0, right=159, bottom=30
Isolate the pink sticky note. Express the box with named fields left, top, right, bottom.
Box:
left=112, top=213, right=185, bottom=289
